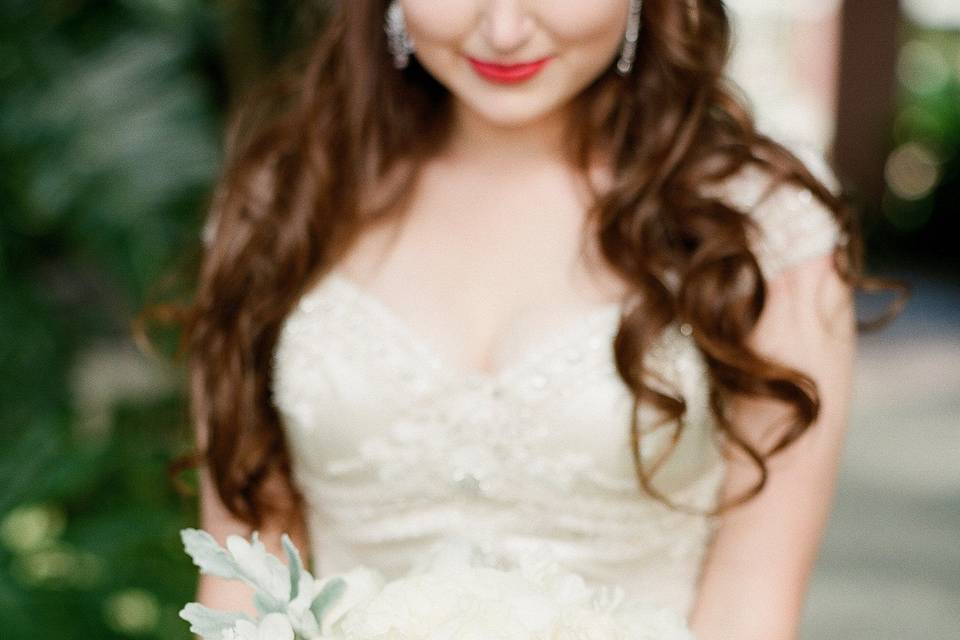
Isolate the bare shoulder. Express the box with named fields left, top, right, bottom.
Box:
left=701, top=152, right=847, bottom=284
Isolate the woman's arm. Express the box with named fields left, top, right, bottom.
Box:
left=688, top=252, right=856, bottom=639
left=194, top=464, right=263, bottom=618
left=190, top=375, right=310, bottom=617
left=193, top=458, right=311, bottom=618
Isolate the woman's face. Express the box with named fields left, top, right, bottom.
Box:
left=398, top=0, right=630, bottom=128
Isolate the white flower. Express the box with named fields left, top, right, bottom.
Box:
left=329, top=565, right=566, bottom=639
left=309, top=567, right=385, bottom=635
left=179, top=529, right=695, bottom=640
left=553, top=608, right=626, bottom=640
left=328, top=539, right=695, bottom=640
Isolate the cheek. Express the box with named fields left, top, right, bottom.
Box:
left=401, top=0, right=476, bottom=45
left=545, top=1, right=629, bottom=86
left=542, top=1, right=629, bottom=46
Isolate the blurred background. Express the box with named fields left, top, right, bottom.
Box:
left=0, top=0, right=956, bottom=637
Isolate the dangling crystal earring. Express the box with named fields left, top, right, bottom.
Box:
left=616, top=0, right=643, bottom=76
left=385, top=0, right=415, bottom=69
left=686, top=0, right=700, bottom=32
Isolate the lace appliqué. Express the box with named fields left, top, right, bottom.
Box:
left=705, top=163, right=845, bottom=280
left=283, top=273, right=709, bottom=503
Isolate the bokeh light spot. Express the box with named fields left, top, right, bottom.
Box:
left=103, top=589, right=161, bottom=635
left=0, top=503, right=66, bottom=553
left=10, top=545, right=106, bottom=589
left=885, top=141, right=941, bottom=201
left=897, top=40, right=951, bottom=95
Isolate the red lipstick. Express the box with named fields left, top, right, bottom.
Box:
left=467, top=55, right=552, bottom=84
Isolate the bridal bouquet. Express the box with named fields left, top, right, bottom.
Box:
left=179, top=528, right=695, bottom=640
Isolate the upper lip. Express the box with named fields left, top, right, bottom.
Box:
left=467, top=55, right=552, bottom=67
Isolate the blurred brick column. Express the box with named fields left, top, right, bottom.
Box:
left=832, top=0, right=900, bottom=208
left=219, top=0, right=267, bottom=107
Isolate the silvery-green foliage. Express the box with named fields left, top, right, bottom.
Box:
left=223, top=613, right=296, bottom=640
left=180, top=603, right=252, bottom=638
left=225, top=532, right=293, bottom=610
left=283, top=534, right=305, bottom=600
left=179, top=528, right=360, bottom=639
left=181, top=529, right=244, bottom=581
left=309, top=579, right=346, bottom=627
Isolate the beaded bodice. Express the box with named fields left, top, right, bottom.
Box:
left=269, top=164, right=843, bottom=619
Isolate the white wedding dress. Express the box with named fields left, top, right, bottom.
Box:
left=269, top=164, right=843, bottom=621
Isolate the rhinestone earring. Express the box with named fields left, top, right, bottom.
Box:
left=616, top=0, right=643, bottom=76
left=686, top=0, right=700, bottom=32
left=385, top=0, right=415, bottom=69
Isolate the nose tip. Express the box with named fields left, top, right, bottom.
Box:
left=480, top=3, right=535, bottom=53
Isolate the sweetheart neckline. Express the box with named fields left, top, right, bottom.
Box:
left=300, top=270, right=626, bottom=387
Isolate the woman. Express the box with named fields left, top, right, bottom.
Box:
left=180, top=1, right=863, bottom=637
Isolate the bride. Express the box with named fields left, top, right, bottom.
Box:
left=178, top=1, right=863, bottom=637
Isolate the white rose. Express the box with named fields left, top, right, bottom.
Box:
left=312, top=566, right=386, bottom=635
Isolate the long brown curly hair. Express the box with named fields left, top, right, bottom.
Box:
left=146, top=0, right=898, bottom=533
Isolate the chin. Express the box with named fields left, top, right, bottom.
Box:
left=457, top=91, right=568, bottom=129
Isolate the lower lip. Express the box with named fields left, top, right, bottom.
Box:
left=467, top=56, right=552, bottom=84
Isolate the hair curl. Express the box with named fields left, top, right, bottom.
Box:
left=141, top=0, right=902, bottom=531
